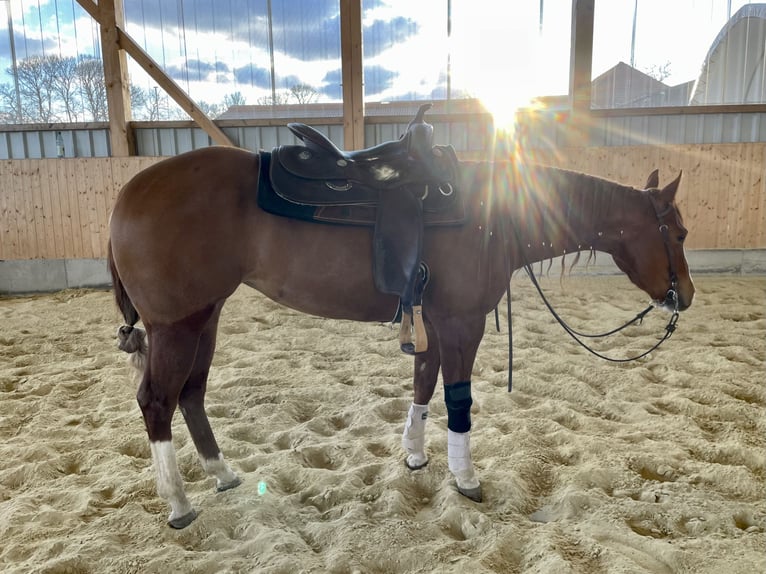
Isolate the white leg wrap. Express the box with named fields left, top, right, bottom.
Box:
left=402, top=403, right=429, bottom=468
left=151, top=441, right=194, bottom=523
left=201, top=453, right=240, bottom=490
left=447, top=429, right=480, bottom=490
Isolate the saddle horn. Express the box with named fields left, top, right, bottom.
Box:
left=408, top=103, right=433, bottom=128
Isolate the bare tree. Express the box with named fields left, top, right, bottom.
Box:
left=129, top=84, right=149, bottom=120
left=49, top=55, right=81, bottom=121
left=224, top=91, right=247, bottom=107
left=198, top=100, right=222, bottom=118
left=645, top=61, right=672, bottom=83
left=146, top=87, right=163, bottom=120
left=76, top=56, right=107, bottom=121
left=14, top=56, right=56, bottom=122
left=2, top=55, right=106, bottom=123
left=289, top=83, right=318, bottom=104
left=255, top=91, right=290, bottom=105
left=0, top=83, right=19, bottom=123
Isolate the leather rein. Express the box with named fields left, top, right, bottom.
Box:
left=501, top=193, right=681, bottom=391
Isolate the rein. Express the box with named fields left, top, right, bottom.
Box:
left=503, top=191, right=681, bottom=390
left=521, top=260, right=679, bottom=362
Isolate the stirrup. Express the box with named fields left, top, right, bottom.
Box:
left=399, top=305, right=427, bottom=355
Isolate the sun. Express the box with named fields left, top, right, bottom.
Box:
left=451, top=32, right=550, bottom=134
left=447, top=3, right=568, bottom=134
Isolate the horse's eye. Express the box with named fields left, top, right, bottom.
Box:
left=678, top=235, right=686, bottom=243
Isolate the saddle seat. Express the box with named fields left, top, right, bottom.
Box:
left=276, top=103, right=456, bottom=204
left=261, top=103, right=463, bottom=355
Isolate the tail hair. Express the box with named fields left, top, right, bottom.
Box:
left=108, top=241, right=147, bottom=375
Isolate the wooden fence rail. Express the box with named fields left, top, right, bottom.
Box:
left=1, top=143, right=764, bottom=260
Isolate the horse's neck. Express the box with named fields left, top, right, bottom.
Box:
left=472, top=162, right=637, bottom=262
left=532, top=167, right=637, bottom=260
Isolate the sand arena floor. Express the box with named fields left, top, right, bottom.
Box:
left=0, top=274, right=764, bottom=573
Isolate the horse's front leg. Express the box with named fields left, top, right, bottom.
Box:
left=402, top=318, right=440, bottom=469
left=435, top=312, right=486, bottom=502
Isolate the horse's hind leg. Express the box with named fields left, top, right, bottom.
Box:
left=402, top=318, right=439, bottom=470
left=137, top=322, right=202, bottom=528
left=178, top=305, right=240, bottom=492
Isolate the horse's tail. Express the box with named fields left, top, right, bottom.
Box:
left=108, top=241, right=148, bottom=375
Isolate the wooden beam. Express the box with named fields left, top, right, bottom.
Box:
left=567, top=0, right=595, bottom=144
left=115, top=28, right=233, bottom=147
left=77, top=0, right=232, bottom=151
left=76, top=0, right=98, bottom=20
left=340, top=0, right=364, bottom=149
left=96, top=0, right=134, bottom=157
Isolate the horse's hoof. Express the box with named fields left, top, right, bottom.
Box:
left=216, top=476, right=242, bottom=492
left=168, top=509, right=198, bottom=529
left=458, top=485, right=482, bottom=503
left=405, top=458, right=428, bottom=471
left=400, top=342, right=416, bottom=355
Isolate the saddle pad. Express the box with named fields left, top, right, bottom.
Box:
left=257, top=152, right=467, bottom=227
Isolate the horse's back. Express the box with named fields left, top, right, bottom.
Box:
left=114, top=147, right=259, bottom=209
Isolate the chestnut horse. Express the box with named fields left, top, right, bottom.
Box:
left=108, top=146, right=694, bottom=528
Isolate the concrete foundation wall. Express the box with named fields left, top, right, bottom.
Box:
left=1, top=249, right=764, bottom=295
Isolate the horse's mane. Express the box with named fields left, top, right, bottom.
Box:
left=510, top=165, right=642, bottom=283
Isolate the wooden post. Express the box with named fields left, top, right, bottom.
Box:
left=340, top=0, right=364, bottom=149
left=97, top=0, right=134, bottom=157
left=568, top=0, right=595, bottom=146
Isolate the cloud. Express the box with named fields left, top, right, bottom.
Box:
left=121, top=0, right=419, bottom=61
left=363, top=16, right=419, bottom=58
left=363, top=65, right=399, bottom=98
left=0, top=0, right=426, bottom=105
left=233, top=64, right=274, bottom=89
left=320, top=68, right=343, bottom=100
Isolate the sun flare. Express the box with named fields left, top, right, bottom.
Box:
left=447, top=2, right=569, bottom=134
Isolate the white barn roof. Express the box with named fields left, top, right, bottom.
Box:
left=690, top=3, right=766, bottom=104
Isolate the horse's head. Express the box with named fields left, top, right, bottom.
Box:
left=609, top=170, right=695, bottom=312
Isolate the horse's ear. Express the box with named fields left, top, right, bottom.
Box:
left=645, top=169, right=660, bottom=189
left=658, top=171, right=682, bottom=202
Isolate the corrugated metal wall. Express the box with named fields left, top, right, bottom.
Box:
left=1, top=111, right=765, bottom=159
left=516, top=112, right=766, bottom=148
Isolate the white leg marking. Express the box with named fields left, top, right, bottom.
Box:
left=150, top=441, right=194, bottom=523
left=402, top=403, right=429, bottom=468
left=201, top=453, right=240, bottom=490
left=447, top=429, right=480, bottom=490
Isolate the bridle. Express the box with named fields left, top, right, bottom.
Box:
left=501, top=191, right=682, bottom=391
left=649, top=193, right=681, bottom=313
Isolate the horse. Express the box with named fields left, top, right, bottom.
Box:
left=107, top=138, right=695, bottom=529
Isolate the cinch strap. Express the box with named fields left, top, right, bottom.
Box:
left=444, top=381, right=472, bottom=433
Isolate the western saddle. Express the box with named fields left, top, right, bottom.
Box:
left=259, top=103, right=463, bottom=354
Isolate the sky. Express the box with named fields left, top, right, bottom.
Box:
left=0, top=0, right=758, bottom=119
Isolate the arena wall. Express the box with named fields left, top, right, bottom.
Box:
left=1, top=143, right=765, bottom=293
